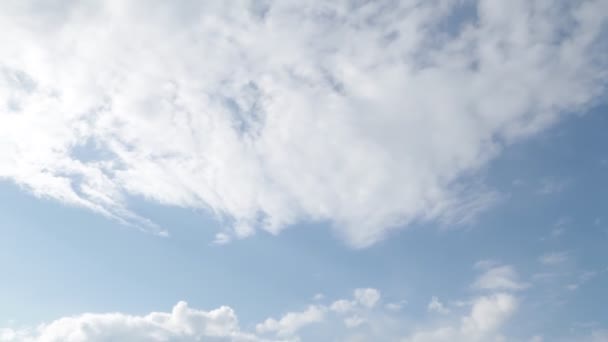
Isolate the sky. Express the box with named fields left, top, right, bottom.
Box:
left=0, top=0, right=607, bottom=341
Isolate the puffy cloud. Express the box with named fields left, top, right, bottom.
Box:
left=404, top=293, right=518, bottom=342
left=400, top=264, right=529, bottom=341
left=255, top=306, right=325, bottom=338
left=473, top=265, right=529, bottom=291
left=330, top=288, right=381, bottom=315
left=461, top=293, right=518, bottom=338
left=353, top=288, right=381, bottom=309
left=1, top=0, right=606, bottom=246
left=330, top=300, right=354, bottom=314
left=255, top=287, right=385, bottom=339
left=0, top=302, right=268, bottom=342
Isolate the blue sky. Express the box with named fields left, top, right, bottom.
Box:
left=1, top=1, right=607, bottom=341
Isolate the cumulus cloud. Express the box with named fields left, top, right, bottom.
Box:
left=0, top=0, right=607, bottom=247
left=404, top=293, right=518, bottom=342
left=329, top=288, right=381, bottom=315
left=254, top=287, right=386, bottom=339
left=0, top=302, right=269, bottom=342
left=255, top=305, right=325, bottom=338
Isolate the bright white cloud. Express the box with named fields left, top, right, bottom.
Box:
left=255, top=305, right=325, bottom=338
left=0, top=302, right=269, bottom=342
left=473, top=265, right=529, bottom=291
left=329, top=287, right=380, bottom=316
left=404, top=293, right=518, bottom=342
left=0, top=0, right=607, bottom=247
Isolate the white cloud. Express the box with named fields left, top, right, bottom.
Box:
left=428, top=296, right=450, bottom=315
left=0, top=302, right=269, bottom=342
left=385, top=300, right=407, bottom=312
left=329, top=288, right=380, bottom=315
left=353, top=288, right=381, bottom=309
left=404, top=293, right=518, bottom=342
left=473, top=265, right=529, bottom=291
left=1, top=0, right=607, bottom=247
left=312, top=293, right=324, bottom=301
left=330, top=300, right=354, bottom=314
left=256, top=305, right=325, bottom=337
left=461, top=293, right=518, bottom=338
left=344, top=315, right=366, bottom=328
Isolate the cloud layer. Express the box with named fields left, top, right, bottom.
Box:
left=1, top=0, right=606, bottom=246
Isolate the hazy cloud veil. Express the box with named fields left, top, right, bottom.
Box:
left=0, top=0, right=606, bottom=247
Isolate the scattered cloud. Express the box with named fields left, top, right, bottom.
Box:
left=312, top=293, right=324, bottom=301
left=404, top=293, right=518, bottom=342
left=539, top=252, right=570, bottom=266
left=473, top=264, right=529, bottom=291
left=541, top=217, right=570, bottom=241
left=427, top=296, right=450, bottom=315
left=353, top=288, right=380, bottom=309
left=385, top=300, right=408, bottom=312
left=0, top=0, right=606, bottom=247
left=256, top=305, right=325, bottom=338
left=344, top=315, right=366, bottom=329
left=474, top=259, right=501, bottom=270
left=566, top=270, right=604, bottom=291
left=330, top=300, right=354, bottom=314
left=537, top=178, right=569, bottom=195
